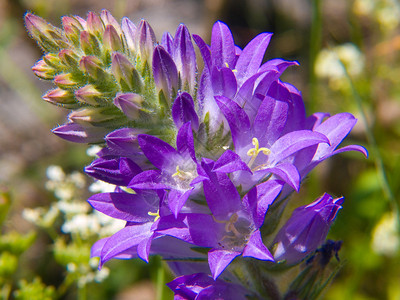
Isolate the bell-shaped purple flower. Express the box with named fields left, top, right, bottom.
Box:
left=129, top=122, right=206, bottom=217
left=273, top=193, right=344, bottom=265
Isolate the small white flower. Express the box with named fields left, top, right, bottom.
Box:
left=46, top=165, right=65, bottom=181
left=371, top=212, right=400, bottom=256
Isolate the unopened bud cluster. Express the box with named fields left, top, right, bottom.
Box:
left=26, top=10, right=195, bottom=144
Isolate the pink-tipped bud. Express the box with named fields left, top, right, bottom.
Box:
left=58, top=49, right=79, bottom=69
left=80, top=31, right=100, bottom=56
left=62, top=16, right=84, bottom=45
left=69, top=107, right=118, bottom=124
left=113, top=92, right=143, bottom=119
left=136, top=20, right=156, bottom=64
left=100, top=10, right=122, bottom=35
left=25, top=13, right=68, bottom=52
left=79, top=56, right=104, bottom=80
left=74, top=85, right=103, bottom=106
left=43, top=88, right=78, bottom=108
left=32, top=59, right=56, bottom=80
left=111, top=53, right=143, bottom=93
left=87, top=12, right=105, bottom=37
left=43, top=53, right=61, bottom=68
left=54, top=73, right=78, bottom=87
left=103, top=25, right=123, bottom=52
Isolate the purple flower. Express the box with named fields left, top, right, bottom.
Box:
left=129, top=122, right=206, bottom=216
left=88, top=189, right=200, bottom=266
left=167, top=273, right=250, bottom=300
left=273, top=193, right=344, bottom=265
left=179, top=161, right=284, bottom=279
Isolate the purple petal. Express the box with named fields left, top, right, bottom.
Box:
left=105, top=128, right=142, bottom=154
left=210, top=21, right=236, bottom=69
left=161, top=31, right=174, bottom=55
left=215, top=95, right=251, bottom=149
left=168, top=188, right=193, bottom=218
left=259, top=58, right=299, bottom=73
left=176, top=121, right=197, bottom=161
left=208, top=249, right=241, bottom=279
left=253, top=94, right=289, bottom=145
left=121, top=17, right=136, bottom=53
left=85, top=157, right=142, bottom=186
left=193, top=34, right=211, bottom=74
left=172, top=92, right=199, bottom=131
left=88, top=192, right=158, bottom=222
left=243, top=180, right=283, bottom=227
left=152, top=45, right=178, bottom=100
left=100, top=223, right=153, bottom=266
left=213, top=150, right=251, bottom=173
left=137, top=234, right=154, bottom=262
left=113, top=92, right=142, bottom=119
left=242, top=230, right=274, bottom=261
left=211, top=67, right=237, bottom=99
left=138, top=134, right=179, bottom=170
left=52, top=122, right=106, bottom=143
left=128, top=170, right=170, bottom=189
left=313, top=112, right=360, bottom=158
left=201, top=159, right=241, bottom=218
left=258, top=163, right=300, bottom=192
left=269, top=130, right=330, bottom=165
left=173, top=24, right=197, bottom=93
left=235, top=32, right=273, bottom=85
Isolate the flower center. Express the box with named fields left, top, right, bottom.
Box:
left=213, top=213, right=251, bottom=251
left=246, top=138, right=271, bottom=169
left=148, top=209, right=160, bottom=221
left=171, top=165, right=197, bottom=191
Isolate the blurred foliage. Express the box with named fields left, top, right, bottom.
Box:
left=0, top=0, right=399, bottom=299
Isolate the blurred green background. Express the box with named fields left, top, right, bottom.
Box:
left=0, top=0, right=399, bottom=299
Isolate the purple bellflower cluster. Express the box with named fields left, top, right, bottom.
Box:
left=25, top=10, right=367, bottom=299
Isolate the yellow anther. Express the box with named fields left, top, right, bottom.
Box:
left=224, top=62, right=230, bottom=68
left=172, top=165, right=182, bottom=178
left=148, top=210, right=160, bottom=221
left=246, top=138, right=271, bottom=168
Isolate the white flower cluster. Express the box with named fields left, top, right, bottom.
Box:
left=371, top=212, right=400, bottom=256
left=354, top=0, right=400, bottom=30
left=315, top=43, right=365, bottom=90
left=23, top=164, right=125, bottom=283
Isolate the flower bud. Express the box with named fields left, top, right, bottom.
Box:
left=25, top=13, right=68, bottom=52
left=54, top=73, right=79, bottom=88
left=32, top=59, right=57, bottom=80
left=43, top=53, right=61, bottom=69
left=69, top=107, right=121, bottom=125
left=135, top=19, right=156, bottom=64
left=85, top=156, right=142, bottom=186
left=152, top=45, right=178, bottom=103
left=62, top=16, right=85, bottom=46
left=171, top=92, right=199, bottom=130
left=52, top=122, right=108, bottom=143
left=74, top=84, right=104, bottom=106
left=113, top=93, right=143, bottom=119
left=121, top=17, right=136, bottom=54
left=43, top=88, right=78, bottom=108
left=79, top=56, right=105, bottom=80
left=58, top=49, right=79, bottom=69
left=80, top=31, right=100, bottom=56
left=100, top=10, right=122, bottom=35
left=86, top=12, right=105, bottom=37
left=173, top=24, right=197, bottom=94
left=103, top=25, right=123, bottom=52
left=273, top=193, right=344, bottom=265
left=111, top=53, right=143, bottom=93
